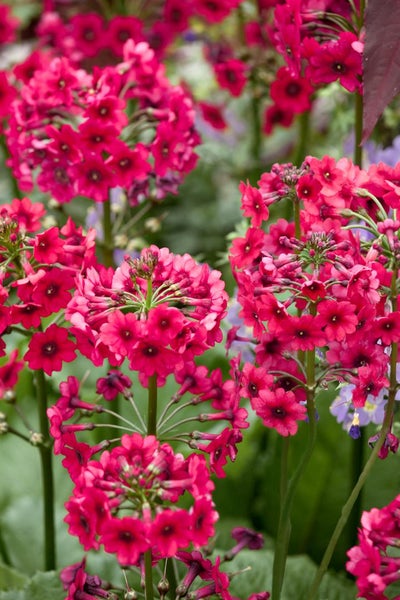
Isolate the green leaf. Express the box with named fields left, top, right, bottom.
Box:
left=0, top=590, right=25, bottom=600
left=25, top=571, right=64, bottom=600
left=0, top=571, right=64, bottom=600
left=0, top=563, right=28, bottom=590
left=226, top=549, right=356, bottom=600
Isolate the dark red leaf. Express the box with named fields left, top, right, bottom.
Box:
left=362, top=0, right=400, bottom=143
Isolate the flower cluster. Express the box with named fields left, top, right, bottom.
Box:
left=61, top=533, right=267, bottom=600
left=67, top=245, right=227, bottom=384
left=0, top=197, right=96, bottom=381
left=229, top=156, right=400, bottom=440
left=264, top=1, right=363, bottom=132
left=6, top=39, right=199, bottom=206
left=37, top=0, right=243, bottom=62
left=347, top=495, right=400, bottom=599
left=63, top=431, right=217, bottom=563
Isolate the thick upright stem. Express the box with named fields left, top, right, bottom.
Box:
left=144, top=549, right=155, bottom=600
left=102, top=197, right=114, bottom=269
left=354, top=92, right=363, bottom=168
left=271, top=347, right=317, bottom=600
left=295, top=111, right=310, bottom=167
left=349, top=68, right=364, bottom=551
left=272, top=437, right=291, bottom=600
left=306, top=403, right=396, bottom=600
left=294, top=197, right=301, bottom=240
left=0, top=136, right=22, bottom=199
left=347, top=428, right=364, bottom=550
left=251, top=95, right=262, bottom=165
left=144, top=373, right=158, bottom=599
left=36, top=369, right=56, bottom=571
left=147, top=374, right=158, bottom=437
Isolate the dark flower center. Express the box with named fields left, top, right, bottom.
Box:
left=272, top=407, right=286, bottom=417
left=285, top=82, right=301, bottom=97
left=87, top=169, right=102, bottom=182
left=332, top=62, right=346, bottom=73
left=42, top=342, right=57, bottom=356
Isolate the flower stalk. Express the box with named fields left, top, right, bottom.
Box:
left=36, top=369, right=56, bottom=571
left=272, top=344, right=317, bottom=600
left=307, top=268, right=399, bottom=599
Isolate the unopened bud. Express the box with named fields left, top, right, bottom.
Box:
left=124, top=591, right=138, bottom=600
left=157, top=577, right=169, bottom=598
left=145, top=218, right=161, bottom=233
left=3, top=389, right=16, bottom=403
left=30, top=432, right=44, bottom=446
left=115, top=234, right=128, bottom=248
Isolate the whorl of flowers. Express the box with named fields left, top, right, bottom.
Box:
left=66, top=245, right=228, bottom=384
left=6, top=39, right=200, bottom=206
left=62, top=431, right=217, bottom=564
left=229, top=157, right=400, bottom=439
left=0, top=198, right=96, bottom=378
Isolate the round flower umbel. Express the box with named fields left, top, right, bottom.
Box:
left=67, top=245, right=228, bottom=384
left=64, top=432, right=217, bottom=565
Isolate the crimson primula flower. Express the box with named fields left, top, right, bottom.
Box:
left=7, top=40, right=200, bottom=205
left=214, top=59, right=247, bottom=97
left=61, top=432, right=217, bottom=564
left=24, top=324, right=76, bottom=375
left=251, top=388, right=307, bottom=437
left=304, top=31, right=362, bottom=93
left=270, top=67, right=314, bottom=115
left=67, top=245, right=227, bottom=382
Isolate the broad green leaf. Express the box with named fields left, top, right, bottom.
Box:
left=25, top=571, right=64, bottom=600
left=0, top=571, right=63, bottom=600
left=226, top=549, right=356, bottom=600
left=0, top=563, right=28, bottom=590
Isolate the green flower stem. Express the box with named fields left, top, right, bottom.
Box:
left=7, top=426, right=32, bottom=443
left=354, top=92, right=363, bottom=170
left=146, top=279, right=153, bottom=312
left=272, top=437, right=291, bottom=599
left=36, top=369, right=56, bottom=571
left=144, top=373, right=158, bottom=600
left=251, top=95, right=262, bottom=165
left=236, top=4, right=263, bottom=166
left=272, top=347, right=317, bottom=600
left=307, top=270, right=398, bottom=600
left=144, top=549, right=154, bottom=600
left=306, top=395, right=396, bottom=600
left=102, top=197, right=114, bottom=269
left=126, top=394, right=147, bottom=432
left=294, top=198, right=301, bottom=240
left=294, top=111, right=310, bottom=167
left=347, top=427, right=365, bottom=550
left=165, top=558, right=178, bottom=600
left=101, top=196, right=124, bottom=440
left=348, top=68, right=364, bottom=554
left=0, top=135, right=22, bottom=199
left=147, top=374, right=158, bottom=437
left=157, top=399, right=194, bottom=431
